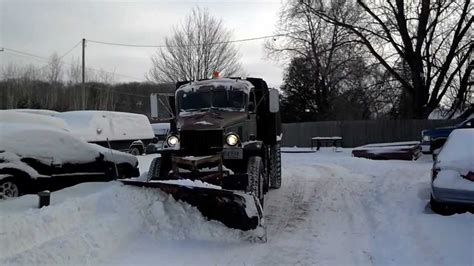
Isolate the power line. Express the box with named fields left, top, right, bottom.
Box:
left=86, top=32, right=300, bottom=48
left=1, top=47, right=145, bottom=81
left=59, top=41, right=82, bottom=60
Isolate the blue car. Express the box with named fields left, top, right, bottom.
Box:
left=421, top=117, right=474, bottom=155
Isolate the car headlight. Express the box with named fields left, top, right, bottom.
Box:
left=167, top=135, right=179, bottom=146
left=423, top=135, right=431, bottom=142
left=225, top=133, right=239, bottom=146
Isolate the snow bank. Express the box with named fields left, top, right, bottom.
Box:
left=0, top=182, right=243, bottom=265
left=56, top=111, right=154, bottom=142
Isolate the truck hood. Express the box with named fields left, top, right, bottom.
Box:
left=177, top=110, right=248, bottom=131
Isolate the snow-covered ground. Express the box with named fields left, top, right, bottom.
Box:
left=1, top=149, right=473, bottom=265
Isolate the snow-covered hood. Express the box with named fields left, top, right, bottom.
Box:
left=436, top=129, right=474, bottom=175
left=177, top=111, right=248, bottom=131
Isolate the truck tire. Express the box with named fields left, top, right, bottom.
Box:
left=269, top=144, right=282, bottom=189
left=147, top=157, right=162, bottom=181
left=0, top=176, right=21, bottom=200
left=247, top=156, right=264, bottom=206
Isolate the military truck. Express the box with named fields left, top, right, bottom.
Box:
left=122, top=76, right=281, bottom=234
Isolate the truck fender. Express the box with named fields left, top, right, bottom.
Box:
left=242, top=141, right=265, bottom=159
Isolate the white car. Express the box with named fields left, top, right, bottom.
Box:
left=430, top=128, right=474, bottom=214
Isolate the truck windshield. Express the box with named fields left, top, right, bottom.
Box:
left=177, top=86, right=248, bottom=112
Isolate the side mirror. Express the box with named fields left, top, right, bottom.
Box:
left=269, top=89, right=279, bottom=113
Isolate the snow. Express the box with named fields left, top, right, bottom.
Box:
left=176, top=78, right=254, bottom=94
left=1, top=149, right=473, bottom=265
left=157, top=179, right=222, bottom=189
left=360, top=141, right=420, bottom=148
left=311, top=136, right=342, bottom=140
left=276, top=133, right=283, bottom=141
left=0, top=110, right=69, bottom=130
left=0, top=122, right=138, bottom=170
left=194, top=121, right=214, bottom=125
left=0, top=152, right=46, bottom=179
left=56, top=111, right=154, bottom=142
left=11, top=109, right=60, bottom=116
left=436, top=128, right=474, bottom=172
left=433, top=170, right=474, bottom=192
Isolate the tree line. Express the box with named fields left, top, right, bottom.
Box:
left=0, top=57, right=173, bottom=116
left=1, top=3, right=472, bottom=122
left=267, top=0, right=472, bottom=122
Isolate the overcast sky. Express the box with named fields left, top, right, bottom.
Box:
left=0, top=0, right=286, bottom=88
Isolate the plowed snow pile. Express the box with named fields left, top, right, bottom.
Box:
left=0, top=182, right=241, bottom=265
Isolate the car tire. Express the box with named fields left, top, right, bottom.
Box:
left=247, top=156, right=264, bottom=207
left=269, top=144, right=282, bottom=189
left=0, top=177, right=21, bottom=200
left=129, top=146, right=143, bottom=156
left=430, top=195, right=455, bottom=216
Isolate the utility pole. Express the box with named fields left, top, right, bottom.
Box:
left=82, top=38, right=86, bottom=109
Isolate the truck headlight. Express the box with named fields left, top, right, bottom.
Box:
left=226, top=133, right=239, bottom=146
left=167, top=135, right=179, bottom=146
left=423, top=135, right=431, bottom=142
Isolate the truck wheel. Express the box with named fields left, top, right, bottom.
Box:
left=0, top=177, right=21, bottom=200
left=269, top=144, right=282, bottom=189
left=147, top=157, right=162, bottom=181
left=247, top=156, right=264, bottom=207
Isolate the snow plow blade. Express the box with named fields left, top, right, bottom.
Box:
left=119, top=179, right=264, bottom=232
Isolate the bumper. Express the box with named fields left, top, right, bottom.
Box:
left=420, top=142, right=431, bottom=153
left=431, top=170, right=474, bottom=205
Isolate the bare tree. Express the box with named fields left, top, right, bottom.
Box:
left=304, top=0, right=473, bottom=118
left=67, top=57, right=82, bottom=85
left=147, top=8, right=242, bottom=82
left=266, top=0, right=372, bottom=119
left=46, top=53, right=63, bottom=83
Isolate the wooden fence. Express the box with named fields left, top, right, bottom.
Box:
left=281, top=119, right=459, bottom=148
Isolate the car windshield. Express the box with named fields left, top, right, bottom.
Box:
left=177, top=85, right=248, bottom=112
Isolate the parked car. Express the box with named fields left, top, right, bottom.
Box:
left=421, top=116, right=474, bottom=156
left=0, top=121, right=140, bottom=199
left=11, top=109, right=156, bottom=155
left=55, top=111, right=155, bottom=155
left=430, top=128, right=474, bottom=215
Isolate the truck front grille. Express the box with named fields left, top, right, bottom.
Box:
left=180, top=130, right=223, bottom=154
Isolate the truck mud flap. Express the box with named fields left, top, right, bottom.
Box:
left=119, top=179, right=264, bottom=233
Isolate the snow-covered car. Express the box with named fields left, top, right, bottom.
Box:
left=430, top=128, right=474, bottom=214
left=0, top=122, right=140, bottom=199
left=11, top=109, right=156, bottom=155
left=55, top=111, right=155, bottom=155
